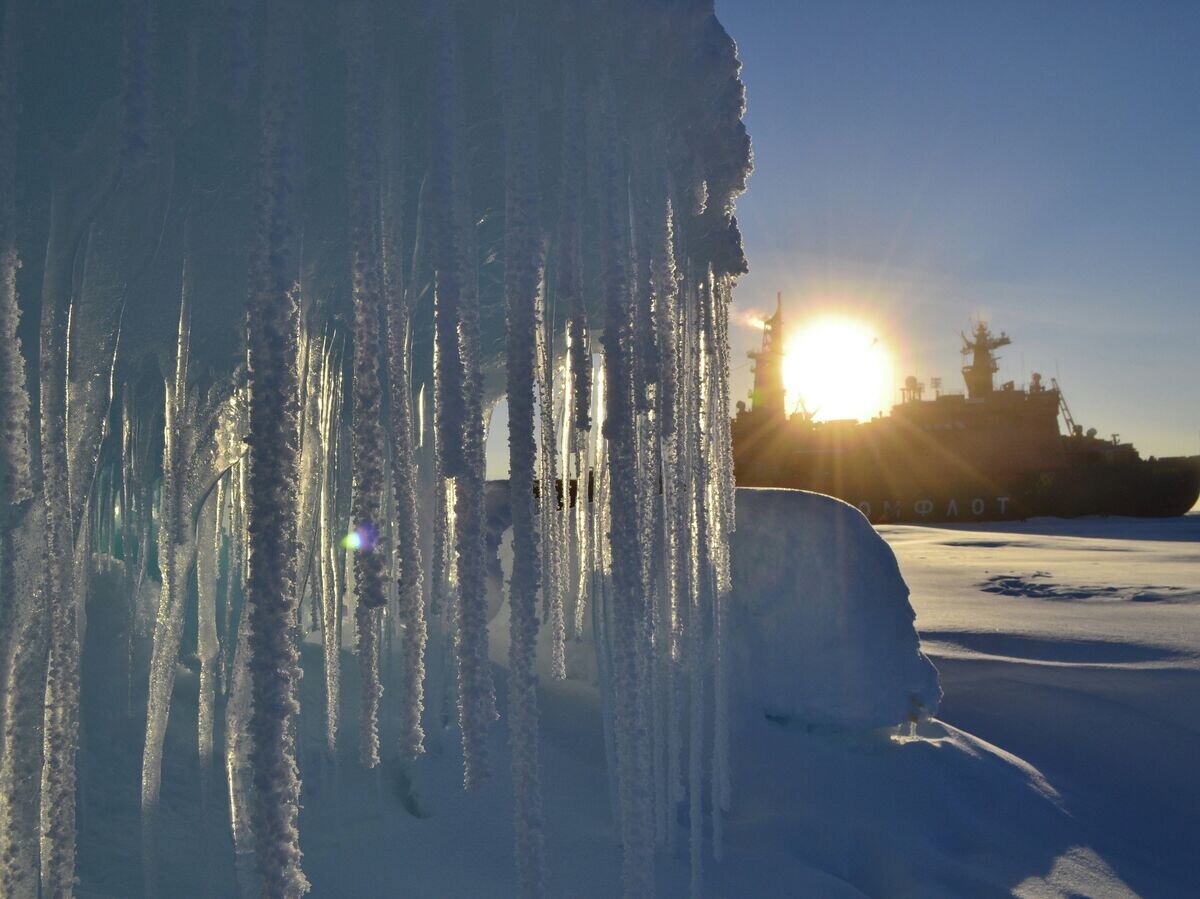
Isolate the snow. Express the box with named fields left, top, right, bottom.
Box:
left=57, top=493, right=1200, bottom=896
left=280, top=494, right=1190, bottom=892
left=730, top=489, right=941, bottom=730
left=886, top=512, right=1200, bottom=897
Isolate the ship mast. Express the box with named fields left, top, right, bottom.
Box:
left=960, top=320, right=1011, bottom=400
left=749, top=291, right=787, bottom=418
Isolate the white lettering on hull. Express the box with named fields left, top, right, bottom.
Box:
left=855, top=496, right=1017, bottom=521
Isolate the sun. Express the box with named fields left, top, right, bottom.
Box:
left=782, top=316, right=894, bottom=422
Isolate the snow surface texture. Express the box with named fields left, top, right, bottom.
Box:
left=887, top=513, right=1200, bottom=897
left=729, top=489, right=941, bottom=730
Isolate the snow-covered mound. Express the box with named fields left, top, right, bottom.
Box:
left=729, top=489, right=941, bottom=730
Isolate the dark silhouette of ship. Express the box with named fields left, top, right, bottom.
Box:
left=731, top=297, right=1200, bottom=522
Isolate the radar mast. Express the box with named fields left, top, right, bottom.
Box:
left=960, top=320, right=1011, bottom=400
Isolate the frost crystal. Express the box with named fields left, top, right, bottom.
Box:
left=0, top=2, right=750, bottom=896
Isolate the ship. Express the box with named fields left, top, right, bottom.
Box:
left=730, top=298, right=1200, bottom=523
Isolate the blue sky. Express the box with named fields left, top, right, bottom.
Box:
left=717, top=0, right=1200, bottom=457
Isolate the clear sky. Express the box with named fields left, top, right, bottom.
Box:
left=716, top=0, right=1200, bottom=458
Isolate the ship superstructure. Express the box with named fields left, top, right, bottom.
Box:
left=748, top=292, right=788, bottom=418
left=731, top=301, right=1200, bottom=522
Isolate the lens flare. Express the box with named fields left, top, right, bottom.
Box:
left=342, top=523, right=378, bottom=552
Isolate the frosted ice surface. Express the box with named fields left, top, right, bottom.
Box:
left=730, top=488, right=942, bottom=730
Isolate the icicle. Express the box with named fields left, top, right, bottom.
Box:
left=430, top=6, right=468, bottom=480
left=34, top=138, right=108, bottom=899
left=198, top=479, right=222, bottom=792
left=432, top=472, right=457, bottom=733
left=0, top=12, right=42, bottom=887
left=628, top=155, right=665, bottom=863
left=685, top=277, right=707, bottom=899
left=382, top=109, right=426, bottom=760
left=596, top=74, right=655, bottom=899
left=225, top=589, right=259, bottom=898
left=505, top=25, right=548, bottom=893
left=243, top=0, right=308, bottom=892
left=317, top=335, right=344, bottom=754
left=346, top=0, right=388, bottom=770
left=222, top=456, right=248, bottom=698
left=0, top=505, right=48, bottom=899
left=119, top=397, right=140, bottom=716
left=560, top=55, right=593, bottom=651
left=587, top=365, right=622, bottom=833
left=655, top=198, right=686, bottom=855
left=424, top=308, right=450, bottom=761
left=558, top=56, right=591, bottom=445
left=428, top=317, right=449, bottom=627
left=557, top=334, right=577, bottom=645
left=453, top=266, right=496, bottom=792
left=141, top=260, right=194, bottom=898
left=295, top=329, right=324, bottom=642
left=571, top=357, right=594, bottom=641
left=537, top=293, right=566, bottom=682
left=431, top=4, right=495, bottom=790
left=0, top=0, right=33, bottom=510
left=708, top=276, right=735, bottom=858
left=687, top=533, right=705, bottom=899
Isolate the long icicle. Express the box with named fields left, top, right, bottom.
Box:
left=243, top=0, right=308, bottom=891
left=431, top=4, right=495, bottom=789
left=557, top=53, right=591, bottom=645
left=224, top=512, right=259, bottom=898
left=317, top=334, right=344, bottom=754
left=0, top=0, right=32, bottom=513
left=197, top=476, right=222, bottom=795
left=346, top=0, right=387, bottom=770
left=654, top=194, right=684, bottom=854
left=537, top=292, right=565, bottom=681
left=629, top=156, right=662, bottom=867
left=140, top=257, right=194, bottom=899
left=382, top=103, right=426, bottom=760
left=684, top=275, right=706, bottom=899
left=709, top=274, right=735, bottom=859
left=0, top=4, right=44, bottom=892
left=504, top=20, right=548, bottom=894
left=597, top=74, right=655, bottom=899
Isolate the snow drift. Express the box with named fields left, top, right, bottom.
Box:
left=730, top=488, right=941, bottom=730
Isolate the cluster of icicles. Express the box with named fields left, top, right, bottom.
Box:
left=0, top=0, right=750, bottom=897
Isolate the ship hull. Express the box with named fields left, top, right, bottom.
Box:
left=732, top=430, right=1200, bottom=525
left=825, top=459, right=1200, bottom=524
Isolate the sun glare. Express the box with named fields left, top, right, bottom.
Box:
left=783, top=316, right=894, bottom=422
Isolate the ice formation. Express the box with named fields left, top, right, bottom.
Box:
left=0, top=1, right=750, bottom=897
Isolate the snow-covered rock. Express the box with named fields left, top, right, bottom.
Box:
left=729, top=488, right=941, bottom=730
